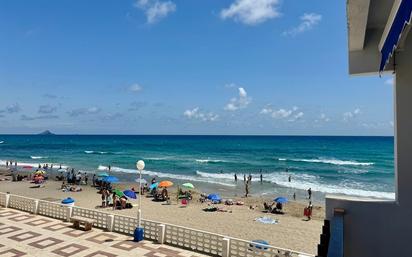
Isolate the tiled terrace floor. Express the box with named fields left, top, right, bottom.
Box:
left=0, top=208, right=208, bottom=257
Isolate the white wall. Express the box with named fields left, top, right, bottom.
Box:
left=326, top=31, right=412, bottom=257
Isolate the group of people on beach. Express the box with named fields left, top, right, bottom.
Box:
left=5, top=160, right=17, bottom=167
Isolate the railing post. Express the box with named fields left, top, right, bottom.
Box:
left=5, top=193, right=10, bottom=208
left=157, top=224, right=166, bottom=244
left=107, top=215, right=115, bottom=232
left=33, top=200, right=39, bottom=215
left=222, top=237, right=231, bottom=257
left=66, top=206, right=73, bottom=222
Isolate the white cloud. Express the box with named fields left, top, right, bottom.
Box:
left=184, top=107, right=219, bottom=122
left=135, top=0, right=176, bottom=24
left=224, top=87, right=251, bottom=111
left=385, top=78, right=394, bottom=86
left=129, top=83, right=143, bottom=93
left=0, top=103, right=22, bottom=114
left=283, top=13, right=322, bottom=36
left=343, top=108, right=361, bottom=122
left=38, top=105, right=58, bottom=114
left=260, top=106, right=303, bottom=122
left=68, top=106, right=101, bottom=117
left=220, top=0, right=281, bottom=25
left=319, top=113, right=330, bottom=122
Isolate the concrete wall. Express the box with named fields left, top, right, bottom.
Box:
left=326, top=32, right=412, bottom=257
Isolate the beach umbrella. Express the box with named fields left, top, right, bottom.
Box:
left=34, top=170, right=46, bottom=175
left=98, top=172, right=109, bottom=177
left=135, top=178, right=147, bottom=184
left=102, top=176, right=119, bottom=183
left=273, top=197, right=288, bottom=204
left=113, top=189, right=125, bottom=197
left=61, top=197, right=75, bottom=204
left=149, top=182, right=159, bottom=190
left=123, top=190, right=137, bottom=199
left=182, top=183, right=195, bottom=189
left=207, top=194, right=221, bottom=202
left=158, top=180, right=173, bottom=188
left=250, top=240, right=269, bottom=250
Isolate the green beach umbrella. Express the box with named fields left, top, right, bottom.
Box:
left=113, top=189, right=124, bottom=197
left=182, top=183, right=195, bottom=189
left=98, top=172, right=109, bottom=177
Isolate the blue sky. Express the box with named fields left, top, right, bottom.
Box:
left=0, top=0, right=394, bottom=135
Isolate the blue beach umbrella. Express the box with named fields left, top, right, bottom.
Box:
left=249, top=240, right=269, bottom=250
left=102, top=176, right=119, bottom=183
left=207, top=194, right=222, bottom=202
left=273, top=197, right=288, bottom=204
left=149, top=182, right=159, bottom=190
left=61, top=197, right=75, bottom=204
left=123, top=190, right=137, bottom=199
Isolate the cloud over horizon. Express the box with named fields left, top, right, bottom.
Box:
left=184, top=107, right=219, bottom=122
left=224, top=87, right=251, bottom=111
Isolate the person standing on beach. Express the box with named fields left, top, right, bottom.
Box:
left=288, top=175, right=291, bottom=182
left=293, top=192, right=296, bottom=201
left=234, top=174, right=237, bottom=182
left=260, top=172, right=263, bottom=184
left=244, top=179, right=250, bottom=197
left=308, top=188, right=312, bottom=199
left=243, top=174, right=246, bottom=182
left=108, top=165, right=111, bottom=172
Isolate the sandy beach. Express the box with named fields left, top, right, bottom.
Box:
left=0, top=167, right=323, bottom=254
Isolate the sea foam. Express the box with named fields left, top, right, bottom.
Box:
left=279, top=158, right=374, bottom=166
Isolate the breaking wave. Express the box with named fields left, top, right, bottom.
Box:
left=278, top=158, right=374, bottom=166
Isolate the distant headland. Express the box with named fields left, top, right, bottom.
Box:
left=37, top=130, right=55, bottom=136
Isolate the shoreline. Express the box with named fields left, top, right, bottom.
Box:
left=0, top=167, right=323, bottom=254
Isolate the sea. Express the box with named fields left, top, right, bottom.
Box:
left=0, top=135, right=395, bottom=202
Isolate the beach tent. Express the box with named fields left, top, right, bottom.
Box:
left=102, top=176, right=119, bottom=183
left=273, top=197, right=288, bottom=204
left=158, top=180, right=173, bottom=188
left=182, top=183, right=195, bottom=189
left=207, top=194, right=222, bottom=202
left=123, top=190, right=137, bottom=199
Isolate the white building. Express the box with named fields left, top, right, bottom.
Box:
left=325, top=0, right=412, bottom=256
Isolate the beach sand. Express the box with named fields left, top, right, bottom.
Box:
left=0, top=168, right=323, bottom=254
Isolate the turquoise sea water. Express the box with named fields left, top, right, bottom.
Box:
left=0, top=135, right=394, bottom=200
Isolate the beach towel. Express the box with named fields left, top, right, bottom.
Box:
left=255, top=217, right=278, bottom=224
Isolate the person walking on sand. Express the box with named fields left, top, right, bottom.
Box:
left=260, top=171, right=263, bottom=184
left=308, top=188, right=312, bottom=200
left=293, top=192, right=296, bottom=201
left=243, top=174, right=246, bottom=182
left=234, top=173, right=237, bottom=182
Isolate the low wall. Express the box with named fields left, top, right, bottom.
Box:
left=325, top=195, right=412, bottom=257
left=0, top=192, right=312, bottom=257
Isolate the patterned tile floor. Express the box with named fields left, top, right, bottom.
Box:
left=0, top=208, right=208, bottom=257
